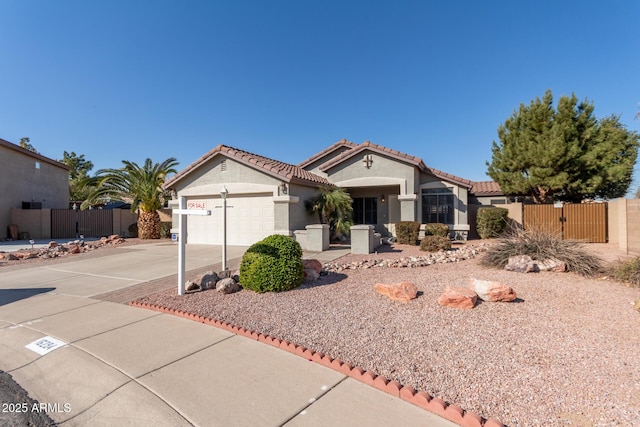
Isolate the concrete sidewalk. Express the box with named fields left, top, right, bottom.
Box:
left=0, top=242, right=458, bottom=427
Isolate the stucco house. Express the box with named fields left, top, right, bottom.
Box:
left=0, top=137, right=70, bottom=239
left=163, top=140, right=504, bottom=246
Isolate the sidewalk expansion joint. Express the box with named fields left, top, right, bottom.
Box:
left=41, top=267, right=144, bottom=283
left=279, top=376, right=349, bottom=426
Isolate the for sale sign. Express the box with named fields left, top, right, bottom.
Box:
left=187, top=200, right=207, bottom=209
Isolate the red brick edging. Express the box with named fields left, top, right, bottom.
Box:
left=128, top=301, right=504, bottom=427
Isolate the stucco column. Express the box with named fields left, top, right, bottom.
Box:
left=305, top=224, right=329, bottom=252
left=350, top=225, right=374, bottom=254
left=398, top=194, right=417, bottom=222
left=273, top=195, right=299, bottom=235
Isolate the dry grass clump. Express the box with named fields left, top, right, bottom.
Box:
left=481, top=227, right=603, bottom=276
left=614, top=257, right=640, bottom=288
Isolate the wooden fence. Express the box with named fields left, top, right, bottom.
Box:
left=51, top=209, right=114, bottom=239
left=523, top=203, right=607, bottom=243
left=10, top=208, right=138, bottom=240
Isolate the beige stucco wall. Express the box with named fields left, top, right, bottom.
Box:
left=288, top=184, right=320, bottom=231
left=326, top=152, right=416, bottom=194
left=302, top=146, right=354, bottom=178
left=0, top=144, right=69, bottom=239
left=168, top=154, right=322, bottom=239
left=169, top=156, right=281, bottom=195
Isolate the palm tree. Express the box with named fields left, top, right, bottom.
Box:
left=83, top=157, right=178, bottom=239
left=305, top=186, right=353, bottom=241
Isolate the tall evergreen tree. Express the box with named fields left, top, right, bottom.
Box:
left=487, top=90, right=639, bottom=203
left=61, top=151, right=95, bottom=202
left=19, top=137, right=39, bottom=153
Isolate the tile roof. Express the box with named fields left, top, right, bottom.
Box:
left=297, top=139, right=357, bottom=168
left=163, top=144, right=331, bottom=190
left=316, top=140, right=477, bottom=189
left=470, top=180, right=503, bottom=196
left=318, top=140, right=428, bottom=172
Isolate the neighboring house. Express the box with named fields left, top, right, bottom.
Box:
left=0, top=138, right=70, bottom=239
left=163, top=140, right=504, bottom=246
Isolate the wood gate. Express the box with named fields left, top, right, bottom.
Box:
left=51, top=209, right=113, bottom=239
left=523, top=203, right=607, bottom=243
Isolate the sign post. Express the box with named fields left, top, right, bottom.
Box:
left=173, top=196, right=211, bottom=295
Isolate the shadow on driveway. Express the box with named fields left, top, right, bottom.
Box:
left=0, top=288, right=56, bottom=306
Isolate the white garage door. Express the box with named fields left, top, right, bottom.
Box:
left=186, top=194, right=274, bottom=246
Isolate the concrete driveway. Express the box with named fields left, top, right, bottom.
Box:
left=0, top=242, right=458, bottom=427
left=0, top=242, right=248, bottom=299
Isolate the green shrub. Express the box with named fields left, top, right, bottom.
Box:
left=424, top=223, right=450, bottom=237
left=239, top=234, right=304, bottom=293
left=160, top=222, right=172, bottom=238
left=395, top=221, right=420, bottom=245
left=481, top=228, right=603, bottom=276
left=128, top=222, right=138, bottom=238
left=614, top=257, right=640, bottom=288
left=476, top=207, right=509, bottom=239
left=420, top=235, right=452, bottom=252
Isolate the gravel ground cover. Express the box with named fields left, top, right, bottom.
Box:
left=135, top=242, right=640, bottom=426
left=0, top=238, right=152, bottom=271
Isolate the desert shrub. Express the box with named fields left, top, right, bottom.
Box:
left=395, top=221, right=420, bottom=245
left=424, top=223, right=450, bottom=237
left=476, top=207, right=509, bottom=239
left=160, top=222, right=172, bottom=238
left=420, top=235, right=451, bottom=252
left=239, top=234, right=304, bottom=293
left=128, top=222, right=138, bottom=238
left=481, top=228, right=603, bottom=276
left=614, top=257, right=640, bottom=288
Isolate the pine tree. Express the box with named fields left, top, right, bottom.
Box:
left=487, top=90, right=639, bottom=203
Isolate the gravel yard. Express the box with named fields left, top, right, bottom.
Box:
left=134, top=243, right=639, bottom=425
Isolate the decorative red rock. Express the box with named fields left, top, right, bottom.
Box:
left=469, top=278, right=517, bottom=302
left=437, top=287, right=478, bottom=309
left=303, top=258, right=323, bottom=274
left=374, top=282, right=418, bottom=302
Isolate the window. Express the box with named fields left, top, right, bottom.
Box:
left=421, top=188, right=454, bottom=224
left=35, top=161, right=40, bottom=169
left=353, top=197, right=377, bottom=225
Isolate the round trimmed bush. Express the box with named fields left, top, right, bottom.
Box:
left=477, top=207, right=509, bottom=239
left=239, top=234, right=304, bottom=293
left=420, top=235, right=451, bottom=252
left=424, top=223, right=450, bottom=237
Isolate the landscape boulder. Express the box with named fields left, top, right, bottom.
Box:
left=185, top=280, right=200, bottom=292
left=437, top=287, right=478, bottom=309
left=374, top=281, right=418, bottom=303
left=216, top=278, right=240, bottom=294
left=537, top=258, right=567, bottom=272
left=470, top=278, right=516, bottom=302
left=196, top=271, right=219, bottom=290
left=303, top=259, right=323, bottom=274
left=505, top=255, right=538, bottom=273
left=304, top=268, right=320, bottom=281
left=68, top=244, right=81, bottom=254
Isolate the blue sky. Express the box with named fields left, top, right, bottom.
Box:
left=2, top=1, right=639, bottom=191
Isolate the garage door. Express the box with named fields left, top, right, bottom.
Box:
left=186, top=194, right=274, bottom=246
